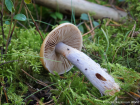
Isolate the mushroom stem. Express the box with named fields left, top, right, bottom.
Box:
left=55, top=42, right=120, bottom=95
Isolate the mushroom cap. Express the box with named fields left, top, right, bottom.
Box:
left=40, top=23, right=82, bottom=74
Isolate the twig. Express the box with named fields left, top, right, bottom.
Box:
left=118, top=96, right=129, bottom=99
left=1, top=0, right=4, bottom=14
left=84, top=21, right=90, bottom=31
left=24, top=5, right=30, bottom=26
left=129, top=91, right=140, bottom=98
left=44, top=99, right=55, bottom=105
left=107, top=24, right=124, bottom=27
left=0, top=10, right=5, bottom=61
left=109, top=0, right=114, bottom=5
left=20, top=86, right=28, bottom=96
left=77, top=21, right=84, bottom=27
left=25, top=85, right=45, bottom=105
left=127, top=23, right=136, bottom=38
left=21, top=69, right=51, bottom=90
left=17, top=21, right=27, bottom=29
left=0, top=83, right=2, bottom=105
left=84, top=98, right=94, bottom=105
left=88, top=13, right=95, bottom=39
left=44, top=19, right=52, bottom=33
left=33, top=95, right=45, bottom=105
left=5, top=0, right=24, bottom=54
left=0, top=60, right=18, bottom=66
left=105, top=19, right=111, bottom=26
left=1, top=77, right=8, bottom=103
left=88, top=13, right=94, bottom=31
left=23, top=2, right=44, bottom=41
left=125, top=91, right=139, bottom=101
left=5, top=12, right=13, bottom=54
left=82, top=76, right=85, bottom=83
left=131, top=24, right=136, bottom=38
left=32, top=1, right=40, bottom=28
left=39, top=6, right=42, bottom=27
left=32, top=2, right=39, bottom=20
left=82, top=25, right=100, bottom=37
left=89, top=93, right=98, bottom=99
left=116, top=77, right=124, bottom=80
left=95, top=0, right=100, bottom=4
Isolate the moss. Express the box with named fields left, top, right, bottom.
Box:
left=1, top=0, right=140, bottom=104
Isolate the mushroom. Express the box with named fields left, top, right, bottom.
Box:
left=40, top=23, right=120, bottom=95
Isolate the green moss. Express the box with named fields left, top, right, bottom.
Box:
left=1, top=0, right=140, bottom=104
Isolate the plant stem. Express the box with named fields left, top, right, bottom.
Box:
left=5, top=0, right=24, bottom=54
left=1, top=77, right=8, bottom=103
left=23, top=2, right=44, bottom=41
left=0, top=11, right=5, bottom=60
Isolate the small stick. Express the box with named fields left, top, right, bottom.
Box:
left=39, top=6, right=42, bottom=27
left=107, top=24, right=122, bottom=27
left=59, top=74, right=75, bottom=79
left=23, top=2, right=44, bottom=41
left=77, top=21, right=84, bottom=27
left=21, top=69, right=51, bottom=89
left=0, top=0, right=5, bottom=60
left=82, top=25, right=100, bottom=37
left=24, top=5, right=30, bottom=26
left=84, top=99, right=94, bottom=105
left=0, top=60, right=18, bottom=66
left=88, top=13, right=95, bottom=39
left=17, top=21, right=27, bottom=29
left=33, top=2, right=39, bottom=20
left=125, top=91, right=138, bottom=101
left=128, top=23, right=136, bottom=38
left=105, top=19, right=111, bottom=26
left=116, top=77, right=124, bottom=80
left=5, top=0, right=24, bottom=54
left=0, top=84, right=2, bottom=104
left=131, top=24, right=136, bottom=38
left=1, top=0, right=4, bottom=14
left=5, top=12, right=14, bottom=54
left=44, top=19, right=52, bottom=33
left=0, top=11, right=5, bottom=60
left=95, top=0, right=100, bottom=4
left=129, top=91, right=140, bottom=98
left=44, top=96, right=57, bottom=104
left=32, top=1, right=40, bottom=28
left=27, top=85, right=45, bottom=105
left=1, top=77, right=8, bottom=103
left=109, top=0, right=114, bottom=5
left=84, top=21, right=90, bottom=31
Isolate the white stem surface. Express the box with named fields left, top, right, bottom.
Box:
left=55, top=42, right=120, bottom=95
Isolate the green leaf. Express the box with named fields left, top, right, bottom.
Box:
left=59, top=21, right=70, bottom=24
left=78, top=25, right=84, bottom=33
left=93, top=21, right=100, bottom=27
left=5, top=21, right=10, bottom=25
left=5, top=0, right=14, bottom=12
left=13, top=14, right=26, bottom=21
left=24, top=0, right=32, bottom=4
left=80, top=13, right=89, bottom=20
left=50, top=13, right=57, bottom=19
left=55, top=12, right=63, bottom=20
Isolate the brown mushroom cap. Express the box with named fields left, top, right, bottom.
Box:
left=40, top=23, right=82, bottom=74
